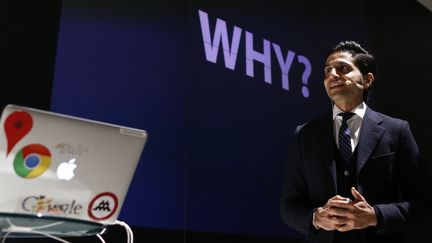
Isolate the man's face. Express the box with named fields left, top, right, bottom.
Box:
left=323, top=52, right=366, bottom=104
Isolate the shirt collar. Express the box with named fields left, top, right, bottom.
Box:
left=332, top=102, right=367, bottom=120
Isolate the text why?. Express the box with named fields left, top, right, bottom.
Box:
left=198, top=9, right=313, bottom=98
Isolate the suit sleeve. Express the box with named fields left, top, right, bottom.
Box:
left=280, top=125, right=316, bottom=235
left=373, top=121, right=432, bottom=233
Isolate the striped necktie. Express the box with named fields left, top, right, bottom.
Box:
left=338, top=112, right=355, bottom=164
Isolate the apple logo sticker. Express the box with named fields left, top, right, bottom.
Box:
left=56, top=158, right=77, bottom=180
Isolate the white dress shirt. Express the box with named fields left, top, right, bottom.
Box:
left=332, top=102, right=367, bottom=152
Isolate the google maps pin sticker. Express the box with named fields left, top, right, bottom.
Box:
left=4, top=111, right=33, bottom=156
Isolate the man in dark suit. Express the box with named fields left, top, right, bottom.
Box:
left=280, top=41, right=431, bottom=243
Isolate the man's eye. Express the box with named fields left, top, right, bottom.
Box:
left=340, top=65, right=350, bottom=72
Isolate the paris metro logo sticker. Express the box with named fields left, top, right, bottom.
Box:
left=88, top=192, right=118, bottom=221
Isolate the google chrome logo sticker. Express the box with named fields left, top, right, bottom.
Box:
left=14, top=144, right=51, bottom=179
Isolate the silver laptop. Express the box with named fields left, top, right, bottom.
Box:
left=0, top=104, right=147, bottom=236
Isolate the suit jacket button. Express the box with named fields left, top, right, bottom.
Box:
left=344, top=171, right=349, bottom=176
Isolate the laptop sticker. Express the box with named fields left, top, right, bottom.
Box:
left=4, top=111, right=33, bottom=155
left=88, top=192, right=118, bottom=221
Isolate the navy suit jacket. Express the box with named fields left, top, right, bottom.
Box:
left=280, top=107, right=431, bottom=243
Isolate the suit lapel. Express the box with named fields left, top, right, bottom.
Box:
left=356, top=108, right=385, bottom=176
left=316, top=113, right=337, bottom=195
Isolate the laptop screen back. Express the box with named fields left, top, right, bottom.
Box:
left=0, top=104, right=147, bottom=228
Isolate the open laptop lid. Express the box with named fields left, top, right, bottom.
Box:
left=0, top=104, right=147, bottom=234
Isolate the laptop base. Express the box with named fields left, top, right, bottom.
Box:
left=0, top=213, right=106, bottom=238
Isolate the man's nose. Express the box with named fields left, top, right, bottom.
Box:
left=328, top=68, right=339, bottom=78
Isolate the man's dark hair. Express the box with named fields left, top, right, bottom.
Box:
left=325, top=41, right=377, bottom=101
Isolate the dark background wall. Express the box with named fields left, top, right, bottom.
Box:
left=3, top=0, right=432, bottom=243
left=3, top=0, right=59, bottom=111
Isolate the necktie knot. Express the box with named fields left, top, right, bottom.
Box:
left=339, top=112, right=355, bottom=123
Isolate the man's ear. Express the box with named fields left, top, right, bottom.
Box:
left=364, top=73, right=374, bottom=89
